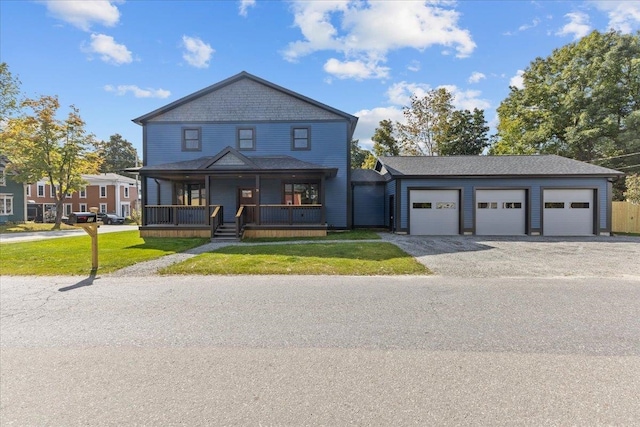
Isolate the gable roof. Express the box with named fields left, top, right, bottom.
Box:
left=377, top=155, right=623, bottom=178
left=132, top=71, right=358, bottom=135
left=137, top=146, right=338, bottom=177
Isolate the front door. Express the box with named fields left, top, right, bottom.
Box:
left=238, top=188, right=256, bottom=223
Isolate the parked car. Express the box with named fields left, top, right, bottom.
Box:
left=97, top=212, right=125, bottom=225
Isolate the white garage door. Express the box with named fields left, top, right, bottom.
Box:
left=543, top=189, right=594, bottom=236
left=476, top=189, right=526, bottom=235
left=410, top=189, right=459, bottom=235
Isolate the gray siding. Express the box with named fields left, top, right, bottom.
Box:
left=386, top=180, right=396, bottom=229
left=397, top=177, right=611, bottom=232
left=353, top=184, right=385, bottom=227
left=0, top=178, right=25, bottom=223
left=149, top=79, right=344, bottom=123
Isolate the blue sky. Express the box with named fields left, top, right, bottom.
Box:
left=2, top=1, right=639, bottom=155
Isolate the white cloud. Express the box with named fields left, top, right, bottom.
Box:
left=323, top=58, right=389, bottom=80
left=283, top=1, right=475, bottom=80
left=407, top=60, right=421, bottom=72
left=104, top=85, right=171, bottom=98
left=83, top=33, right=132, bottom=65
left=386, top=81, right=432, bottom=106
left=468, top=71, right=486, bottom=84
left=556, top=12, right=591, bottom=40
left=239, top=0, right=256, bottom=17
left=352, top=106, right=405, bottom=150
left=438, top=85, right=491, bottom=111
left=181, top=36, right=215, bottom=68
left=518, top=18, right=540, bottom=32
left=592, top=1, right=640, bottom=33
left=42, top=0, right=121, bottom=31
left=510, top=69, right=525, bottom=89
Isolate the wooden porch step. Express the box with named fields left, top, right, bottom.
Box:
left=212, top=223, right=240, bottom=240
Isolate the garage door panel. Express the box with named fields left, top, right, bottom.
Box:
left=543, top=189, right=594, bottom=236
left=475, top=189, right=526, bottom=235
left=410, top=190, right=459, bottom=235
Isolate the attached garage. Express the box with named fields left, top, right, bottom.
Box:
left=475, top=189, right=527, bottom=235
left=543, top=189, right=595, bottom=236
left=409, top=189, right=460, bottom=235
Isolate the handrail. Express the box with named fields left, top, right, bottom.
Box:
left=210, top=205, right=223, bottom=237
left=235, top=205, right=245, bottom=238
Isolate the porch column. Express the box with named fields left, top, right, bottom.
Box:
left=142, top=176, right=148, bottom=226
left=205, top=175, right=211, bottom=226
left=320, top=175, right=326, bottom=224
left=255, top=174, right=261, bottom=225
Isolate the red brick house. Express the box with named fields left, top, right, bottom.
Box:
left=27, top=173, right=139, bottom=222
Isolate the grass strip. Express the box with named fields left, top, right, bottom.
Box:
left=0, top=222, right=77, bottom=233
left=242, top=229, right=381, bottom=243
left=160, top=242, right=429, bottom=276
left=0, top=231, right=208, bottom=276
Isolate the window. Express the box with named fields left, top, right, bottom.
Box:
left=64, top=203, right=72, bottom=216
left=437, top=202, right=456, bottom=209
left=79, top=187, right=86, bottom=198
left=176, top=182, right=205, bottom=206
left=79, top=203, right=87, bottom=212
left=99, top=203, right=107, bottom=213
left=50, top=184, right=57, bottom=198
left=26, top=185, right=31, bottom=197
left=0, top=169, right=5, bottom=186
left=124, top=186, right=130, bottom=198
left=121, top=203, right=131, bottom=217
left=545, top=202, right=564, bottom=209
left=100, top=185, right=107, bottom=198
left=412, top=202, right=432, bottom=209
left=571, top=202, right=590, bottom=209
left=237, top=128, right=255, bottom=150
left=292, top=127, right=310, bottom=150
left=477, top=202, right=497, bottom=209
left=182, top=128, right=201, bottom=151
left=0, top=194, right=13, bottom=215
left=283, top=183, right=319, bottom=205
left=37, top=183, right=45, bottom=197
left=503, top=202, right=522, bottom=209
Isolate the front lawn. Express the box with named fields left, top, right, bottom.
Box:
left=160, top=242, right=429, bottom=275
left=242, top=229, right=381, bottom=242
left=0, top=222, right=76, bottom=233
left=0, top=231, right=208, bottom=275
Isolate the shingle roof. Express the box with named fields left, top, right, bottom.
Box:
left=378, top=155, right=623, bottom=177
left=81, top=173, right=137, bottom=184
left=351, top=169, right=387, bottom=183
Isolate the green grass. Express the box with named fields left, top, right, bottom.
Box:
left=0, top=222, right=77, bottom=233
left=160, top=242, right=429, bottom=276
left=242, top=229, right=381, bottom=243
left=0, top=231, right=208, bottom=275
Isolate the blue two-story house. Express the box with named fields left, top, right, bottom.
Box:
left=133, top=72, right=358, bottom=238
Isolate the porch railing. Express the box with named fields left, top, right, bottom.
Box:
left=259, top=204, right=323, bottom=225
left=144, top=205, right=219, bottom=226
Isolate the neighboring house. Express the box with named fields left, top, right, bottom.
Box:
left=0, top=156, right=27, bottom=224
left=26, top=173, right=139, bottom=222
left=133, top=71, right=357, bottom=238
left=353, top=155, right=623, bottom=236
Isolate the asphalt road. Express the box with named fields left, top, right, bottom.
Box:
left=2, top=274, right=639, bottom=425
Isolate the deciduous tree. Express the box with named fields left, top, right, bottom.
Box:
left=98, top=133, right=139, bottom=177
left=0, top=62, right=21, bottom=123
left=439, top=108, right=490, bottom=155
left=3, top=96, right=101, bottom=228
left=372, top=119, right=400, bottom=157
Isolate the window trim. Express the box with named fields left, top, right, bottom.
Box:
left=79, top=203, right=87, bottom=212
left=0, top=169, right=5, bottom=186
left=291, top=126, right=311, bottom=151
left=236, top=127, right=256, bottom=151
left=282, top=181, right=320, bottom=205
left=79, top=187, right=86, bottom=198
left=50, top=184, right=57, bottom=198
left=26, top=185, right=31, bottom=197
left=64, top=203, right=73, bottom=216
left=99, top=203, right=107, bottom=213
left=100, top=185, right=107, bottom=198
left=182, top=127, right=202, bottom=152
left=123, top=186, right=130, bottom=198
left=37, top=183, right=45, bottom=197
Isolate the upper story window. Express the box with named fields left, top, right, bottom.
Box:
left=124, top=186, right=130, bottom=198
left=79, top=187, right=86, bottom=198
left=182, top=128, right=201, bottom=151
left=0, top=169, right=5, bottom=186
left=100, top=185, right=107, bottom=198
left=292, top=127, right=310, bottom=150
left=50, top=184, right=58, bottom=198
left=26, top=185, right=31, bottom=197
left=237, top=128, right=255, bottom=150
left=37, top=183, right=45, bottom=197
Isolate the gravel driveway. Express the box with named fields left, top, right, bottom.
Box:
left=380, top=233, right=640, bottom=278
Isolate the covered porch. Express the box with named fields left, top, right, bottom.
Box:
left=136, top=147, right=336, bottom=238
